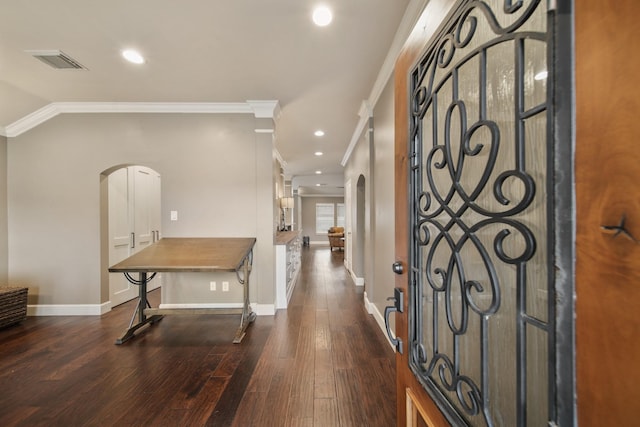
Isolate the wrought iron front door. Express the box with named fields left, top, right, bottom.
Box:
left=406, top=1, right=559, bottom=425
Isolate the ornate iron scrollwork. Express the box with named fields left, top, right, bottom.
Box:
left=409, top=0, right=550, bottom=425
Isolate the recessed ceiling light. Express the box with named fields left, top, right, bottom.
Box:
left=122, top=49, right=145, bottom=64
left=315, top=170, right=322, bottom=174
left=314, top=130, right=325, bottom=137
left=534, top=70, right=548, bottom=81
left=314, top=151, right=323, bottom=156
left=312, top=6, right=333, bottom=26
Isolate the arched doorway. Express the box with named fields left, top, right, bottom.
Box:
left=100, top=165, right=161, bottom=308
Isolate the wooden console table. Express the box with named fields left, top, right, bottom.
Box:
left=109, top=237, right=256, bottom=345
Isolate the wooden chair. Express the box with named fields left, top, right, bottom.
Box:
left=327, top=226, right=345, bottom=251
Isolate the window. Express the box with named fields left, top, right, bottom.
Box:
left=315, top=203, right=335, bottom=233
left=336, top=203, right=345, bottom=227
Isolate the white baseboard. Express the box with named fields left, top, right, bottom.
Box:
left=364, top=291, right=396, bottom=352
left=364, top=291, right=374, bottom=314
left=350, top=269, right=364, bottom=287
left=28, top=302, right=111, bottom=316
left=252, top=303, right=276, bottom=316
left=27, top=301, right=276, bottom=317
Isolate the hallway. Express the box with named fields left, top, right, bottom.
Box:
left=229, top=246, right=396, bottom=426
left=0, top=246, right=396, bottom=426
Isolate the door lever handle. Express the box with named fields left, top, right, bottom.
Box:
left=383, top=288, right=404, bottom=354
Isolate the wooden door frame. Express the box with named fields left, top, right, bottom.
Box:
left=574, top=1, right=640, bottom=425
left=393, top=2, right=456, bottom=425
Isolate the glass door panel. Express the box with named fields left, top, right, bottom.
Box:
left=408, top=1, right=551, bottom=425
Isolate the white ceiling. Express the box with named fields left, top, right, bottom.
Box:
left=0, top=0, right=415, bottom=195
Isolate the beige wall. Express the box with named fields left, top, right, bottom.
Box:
left=8, top=113, right=275, bottom=308
left=300, top=196, right=344, bottom=243
left=0, top=135, right=6, bottom=284
left=345, top=129, right=372, bottom=282
left=371, top=75, right=396, bottom=310
left=343, top=75, right=395, bottom=322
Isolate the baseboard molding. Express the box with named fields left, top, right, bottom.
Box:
left=364, top=291, right=396, bottom=351
left=363, top=291, right=373, bottom=314
left=350, top=270, right=365, bottom=287
left=28, top=302, right=111, bottom=316
left=27, top=301, right=276, bottom=317
left=252, top=303, right=276, bottom=316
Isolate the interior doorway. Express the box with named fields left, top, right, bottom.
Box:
left=355, top=174, right=366, bottom=283
left=100, top=165, right=161, bottom=309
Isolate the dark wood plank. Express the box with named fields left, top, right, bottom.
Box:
left=0, top=246, right=395, bottom=427
left=314, top=398, right=339, bottom=426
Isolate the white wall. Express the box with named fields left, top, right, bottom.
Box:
left=8, top=113, right=275, bottom=310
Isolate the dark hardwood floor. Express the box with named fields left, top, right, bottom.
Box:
left=0, top=246, right=396, bottom=426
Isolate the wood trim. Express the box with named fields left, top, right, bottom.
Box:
left=575, top=1, right=640, bottom=425
left=394, top=2, right=455, bottom=426
left=406, top=388, right=442, bottom=427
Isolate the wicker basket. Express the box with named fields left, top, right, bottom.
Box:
left=0, top=287, right=28, bottom=328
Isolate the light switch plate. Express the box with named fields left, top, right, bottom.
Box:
left=170, top=211, right=178, bottom=221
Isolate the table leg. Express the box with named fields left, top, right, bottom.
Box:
left=233, top=254, right=256, bottom=343
left=115, top=272, right=163, bottom=345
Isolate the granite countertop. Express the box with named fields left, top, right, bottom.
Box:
left=275, top=230, right=300, bottom=245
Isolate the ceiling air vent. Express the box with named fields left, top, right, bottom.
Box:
left=26, top=50, right=86, bottom=70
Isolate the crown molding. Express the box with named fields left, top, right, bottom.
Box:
left=4, top=100, right=280, bottom=138
left=247, top=100, right=281, bottom=120
left=341, top=0, right=428, bottom=167
left=341, top=106, right=369, bottom=166
left=5, top=103, right=61, bottom=138
left=274, top=147, right=286, bottom=169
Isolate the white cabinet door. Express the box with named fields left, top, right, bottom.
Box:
left=133, top=166, right=153, bottom=251
left=148, top=170, right=162, bottom=290
left=108, top=167, right=136, bottom=306
left=151, top=170, right=161, bottom=242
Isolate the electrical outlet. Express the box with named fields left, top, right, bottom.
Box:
left=170, top=210, right=178, bottom=221
left=222, top=281, right=229, bottom=292
left=210, top=281, right=216, bottom=291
